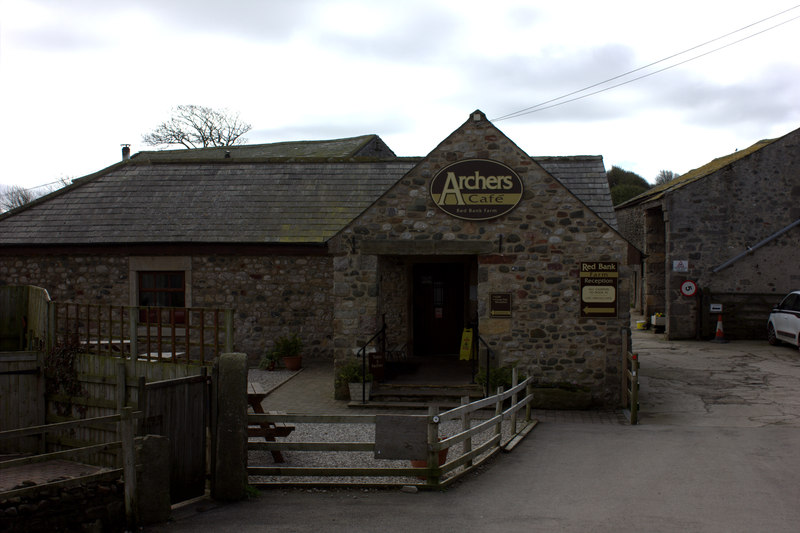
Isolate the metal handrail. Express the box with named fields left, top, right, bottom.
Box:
left=356, top=314, right=387, bottom=404
left=476, top=334, right=495, bottom=398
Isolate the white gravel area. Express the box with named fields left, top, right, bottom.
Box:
left=247, top=367, right=299, bottom=393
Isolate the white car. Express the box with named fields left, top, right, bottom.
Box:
left=767, top=290, right=800, bottom=350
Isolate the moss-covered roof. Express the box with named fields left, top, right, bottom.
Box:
left=131, top=135, right=396, bottom=163
left=616, top=138, right=777, bottom=208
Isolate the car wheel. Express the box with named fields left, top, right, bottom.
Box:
left=767, top=322, right=780, bottom=345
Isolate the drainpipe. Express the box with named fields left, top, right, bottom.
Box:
left=712, top=218, right=800, bottom=273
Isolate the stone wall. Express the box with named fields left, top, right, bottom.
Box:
left=330, top=112, right=631, bottom=407
left=0, top=252, right=334, bottom=365
left=192, top=254, right=333, bottom=363
left=0, top=477, right=125, bottom=533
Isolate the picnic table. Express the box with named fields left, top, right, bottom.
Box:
left=247, top=382, right=294, bottom=463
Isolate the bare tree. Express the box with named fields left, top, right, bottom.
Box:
left=655, top=170, right=679, bottom=185
left=1, top=185, right=36, bottom=212
left=142, top=105, right=252, bottom=149
left=1, top=178, right=72, bottom=213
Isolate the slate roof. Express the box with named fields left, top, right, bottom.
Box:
left=537, top=156, right=618, bottom=230
left=0, top=137, right=617, bottom=246
left=0, top=160, right=418, bottom=245
left=615, top=138, right=777, bottom=209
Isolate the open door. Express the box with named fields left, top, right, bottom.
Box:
left=412, top=263, right=466, bottom=356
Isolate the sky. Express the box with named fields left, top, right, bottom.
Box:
left=1, top=0, right=799, bottom=192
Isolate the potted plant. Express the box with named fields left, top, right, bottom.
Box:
left=336, top=358, right=373, bottom=401
left=258, top=349, right=281, bottom=371
left=268, top=334, right=303, bottom=371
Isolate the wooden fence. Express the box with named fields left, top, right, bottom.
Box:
left=248, top=371, right=537, bottom=488
left=623, top=351, right=639, bottom=425
left=0, top=351, right=45, bottom=453
left=50, top=302, right=234, bottom=364
left=0, top=408, right=140, bottom=527
left=44, top=355, right=208, bottom=468
left=0, top=285, right=50, bottom=351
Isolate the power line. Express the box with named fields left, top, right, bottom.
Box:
left=4, top=178, right=71, bottom=193
left=493, top=5, right=800, bottom=122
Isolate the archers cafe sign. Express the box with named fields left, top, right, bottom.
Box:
left=430, top=159, right=523, bottom=221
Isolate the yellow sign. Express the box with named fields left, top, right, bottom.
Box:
left=459, top=328, right=474, bottom=360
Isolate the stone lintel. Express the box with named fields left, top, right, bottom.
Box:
left=359, top=240, right=494, bottom=255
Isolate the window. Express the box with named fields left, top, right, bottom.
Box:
left=138, top=271, right=185, bottom=323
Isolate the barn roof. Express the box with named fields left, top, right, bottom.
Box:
left=615, top=138, right=778, bottom=209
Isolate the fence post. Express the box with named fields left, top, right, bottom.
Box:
left=212, top=352, right=248, bottom=501
left=116, top=362, right=127, bottom=411
left=224, top=310, right=234, bottom=353
left=120, top=406, right=138, bottom=529
left=525, top=381, right=533, bottom=422
left=621, top=327, right=629, bottom=407
left=129, top=308, right=139, bottom=364
left=494, top=386, right=503, bottom=440
left=426, top=405, right=440, bottom=486
left=630, top=354, right=639, bottom=425
left=47, top=301, right=56, bottom=352
left=511, top=368, right=518, bottom=435
left=461, top=396, right=472, bottom=468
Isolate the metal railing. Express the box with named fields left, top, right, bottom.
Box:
left=355, top=315, right=387, bottom=404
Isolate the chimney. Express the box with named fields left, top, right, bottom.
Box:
left=121, top=144, right=131, bottom=160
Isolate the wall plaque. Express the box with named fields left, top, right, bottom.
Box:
left=490, top=293, right=512, bottom=318
left=430, top=159, right=523, bottom=221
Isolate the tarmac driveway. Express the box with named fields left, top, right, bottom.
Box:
left=634, top=329, right=800, bottom=427
left=146, top=328, right=800, bottom=533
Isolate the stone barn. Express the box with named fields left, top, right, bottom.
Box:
left=0, top=110, right=633, bottom=407
left=615, top=125, right=800, bottom=340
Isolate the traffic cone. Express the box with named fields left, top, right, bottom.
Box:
left=712, top=314, right=728, bottom=343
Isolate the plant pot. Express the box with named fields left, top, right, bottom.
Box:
left=282, top=355, right=302, bottom=371
left=348, top=382, right=371, bottom=402
left=410, top=447, right=449, bottom=480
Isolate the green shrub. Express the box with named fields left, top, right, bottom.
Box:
left=336, top=358, right=373, bottom=387
left=476, top=365, right=525, bottom=391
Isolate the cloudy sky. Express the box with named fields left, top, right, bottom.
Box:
left=1, top=0, right=799, bottom=191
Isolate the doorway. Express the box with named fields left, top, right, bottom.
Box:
left=412, top=262, right=467, bottom=356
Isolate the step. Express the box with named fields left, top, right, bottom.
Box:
left=348, top=383, right=486, bottom=410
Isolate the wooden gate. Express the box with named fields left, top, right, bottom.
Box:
left=141, top=371, right=209, bottom=503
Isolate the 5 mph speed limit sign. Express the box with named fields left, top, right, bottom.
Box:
left=681, top=280, right=697, bottom=297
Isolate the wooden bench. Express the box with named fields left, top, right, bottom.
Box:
left=247, top=382, right=295, bottom=463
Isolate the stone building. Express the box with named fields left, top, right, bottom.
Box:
left=615, top=125, right=800, bottom=340
left=0, top=110, right=632, bottom=407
